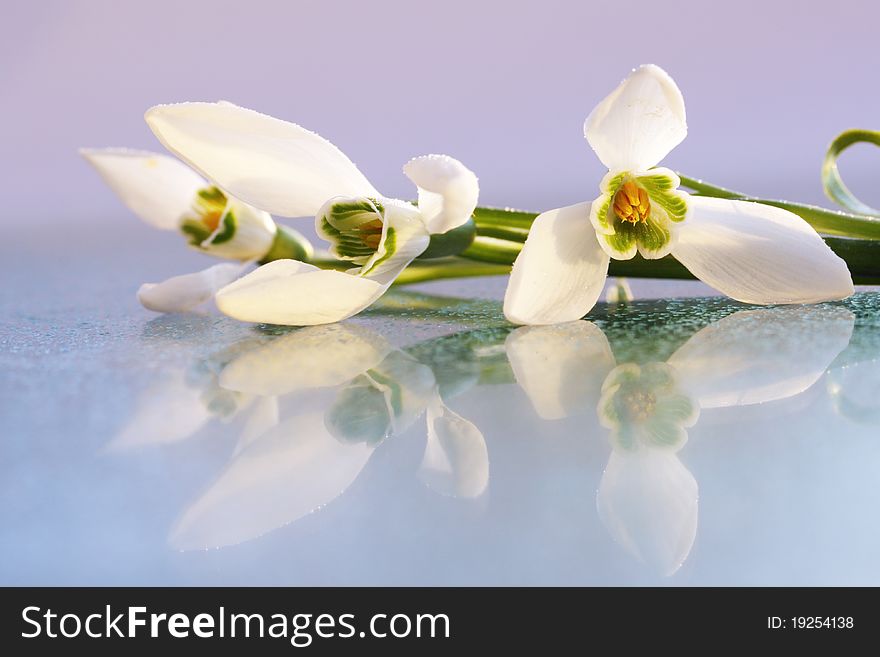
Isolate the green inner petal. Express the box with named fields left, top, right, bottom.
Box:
left=359, top=227, right=397, bottom=277
left=593, top=193, right=613, bottom=231
left=205, top=210, right=237, bottom=245
left=602, top=221, right=638, bottom=257
left=638, top=173, right=689, bottom=223
left=632, top=212, right=671, bottom=256
left=180, top=219, right=212, bottom=246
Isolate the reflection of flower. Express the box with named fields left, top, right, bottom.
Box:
left=81, top=148, right=311, bottom=313
left=506, top=305, right=854, bottom=575
left=598, top=363, right=698, bottom=452
left=146, top=102, right=479, bottom=325
left=503, top=65, right=853, bottom=325
left=170, top=323, right=489, bottom=550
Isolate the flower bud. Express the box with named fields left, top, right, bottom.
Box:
left=180, top=186, right=278, bottom=260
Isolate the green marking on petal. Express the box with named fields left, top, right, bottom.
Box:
left=632, top=213, right=672, bottom=259
left=600, top=220, right=638, bottom=259
left=638, top=171, right=689, bottom=223
left=365, top=368, right=403, bottom=417
left=180, top=219, right=212, bottom=245
left=325, top=378, right=391, bottom=446
left=359, top=227, right=397, bottom=277
left=317, top=196, right=387, bottom=263
left=591, top=192, right=614, bottom=232
left=206, top=209, right=237, bottom=245
left=646, top=420, right=687, bottom=449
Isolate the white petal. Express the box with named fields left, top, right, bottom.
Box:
left=673, top=197, right=854, bottom=304
left=137, top=262, right=247, bottom=313
left=668, top=306, right=854, bottom=408
left=215, top=260, right=388, bottom=326
left=584, top=65, right=687, bottom=171
left=419, top=399, right=489, bottom=498
left=505, top=322, right=615, bottom=419
left=145, top=102, right=378, bottom=217
left=503, top=202, right=610, bottom=325
left=597, top=449, right=698, bottom=576
left=220, top=324, right=394, bottom=395
left=106, top=369, right=211, bottom=450
left=403, top=154, right=479, bottom=234
left=169, top=412, right=374, bottom=550
left=80, top=148, right=204, bottom=230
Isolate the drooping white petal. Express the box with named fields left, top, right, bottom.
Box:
left=145, top=102, right=379, bottom=217
left=137, top=262, right=247, bottom=313
left=668, top=306, right=854, bottom=408
left=505, top=322, right=616, bottom=419
left=503, top=202, right=610, bottom=325
left=584, top=65, right=687, bottom=171
left=169, top=412, right=374, bottom=550
left=80, top=148, right=205, bottom=230
left=220, top=324, right=394, bottom=395
left=597, top=449, right=698, bottom=576
left=214, top=260, right=388, bottom=326
left=403, top=154, right=479, bottom=234
left=106, top=368, right=212, bottom=450
left=672, top=196, right=854, bottom=304
left=419, top=399, right=489, bottom=498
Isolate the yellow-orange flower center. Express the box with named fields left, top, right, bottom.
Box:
left=613, top=180, right=651, bottom=224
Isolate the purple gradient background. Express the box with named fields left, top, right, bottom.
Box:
left=3, top=0, right=880, bottom=230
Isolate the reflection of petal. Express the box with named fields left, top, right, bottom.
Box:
left=506, top=322, right=616, bottom=419
left=325, top=351, right=438, bottom=444
left=669, top=306, right=854, bottom=408
left=220, top=324, right=393, bottom=395
left=597, top=449, right=698, bottom=576
left=170, top=413, right=373, bottom=550
left=827, top=360, right=880, bottom=424
left=107, top=369, right=212, bottom=450
left=233, top=395, right=280, bottom=455
left=419, top=400, right=489, bottom=498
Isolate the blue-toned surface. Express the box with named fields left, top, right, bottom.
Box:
left=2, top=225, right=880, bottom=585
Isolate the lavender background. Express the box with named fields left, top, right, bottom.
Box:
left=3, top=0, right=880, bottom=233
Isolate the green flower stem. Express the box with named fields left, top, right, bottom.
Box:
left=821, top=129, right=880, bottom=216
left=259, top=224, right=314, bottom=264
left=309, top=256, right=511, bottom=285
left=677, top=174, right=880, bottom=240
left=469, top=206, right=880, bottom=284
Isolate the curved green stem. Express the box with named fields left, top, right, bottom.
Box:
left=677, top=174, right=880, bottom=240
left=822, top=128, right=880, bottom=216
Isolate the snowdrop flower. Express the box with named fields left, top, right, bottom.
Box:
left=503, top=65, right=854, bottom=325
left=145, top=102, right=479, bottom=325
left=505, top=305, right=853, bottom=573
left=81, top=148, right=312, bottom=312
